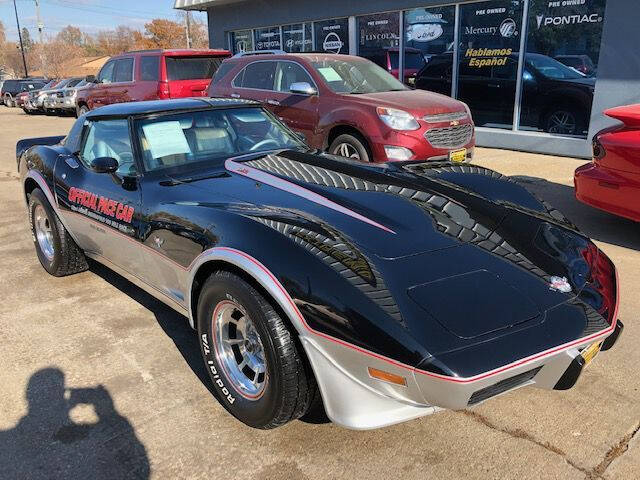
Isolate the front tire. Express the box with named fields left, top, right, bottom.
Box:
left=329, top=133, right=371, bottom=162
left=76, top=104, right=89, bottom=117
left=28, top=188, right=88, bottom=277
left=197, top=271, right=317, bottom=429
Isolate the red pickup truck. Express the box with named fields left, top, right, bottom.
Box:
left=76, top=49, right=231, bottom=116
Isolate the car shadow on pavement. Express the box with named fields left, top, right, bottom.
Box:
left=511, top=176, right=640, bottom=251
left=88, top=261, right=217, bottom=398
left=0, top=368, right=150, bottom=479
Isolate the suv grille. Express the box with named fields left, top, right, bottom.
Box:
left=468, top=367, right=542, bottom=406
left=424, top=123, right=474, bottom=149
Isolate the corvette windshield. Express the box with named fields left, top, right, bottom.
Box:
left=135, top=107, right=306, bottom=172
left=310, top=57, right=407, bottom=94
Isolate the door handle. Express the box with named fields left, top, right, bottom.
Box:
left=488, top=84, right=501, bottom=88
left=231, top=93, right=240, bottom=98
left=266, top=99, right=280, bottom=106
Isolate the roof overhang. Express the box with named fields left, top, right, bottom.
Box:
left=173, top=0, right=246, bottom=10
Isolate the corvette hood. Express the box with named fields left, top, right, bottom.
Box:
left=211, top=150, right=574, bottom=259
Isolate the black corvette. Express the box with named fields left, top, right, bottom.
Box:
left=18, top=98, right=622, bottom=430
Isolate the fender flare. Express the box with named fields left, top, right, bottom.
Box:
left=186, top=247, right=309, bottom=334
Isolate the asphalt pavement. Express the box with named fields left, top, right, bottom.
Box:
left=0, top=108, right=637, bottom=479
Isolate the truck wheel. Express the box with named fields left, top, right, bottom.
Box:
left=6, top=97, right=14, bottom=108
left=329, top=133, right=371, bottom=162
left=197, top=270, right=317, bottom=429
left=76, top=105, right=89, bottom=117
left=28, top=188, right=88, bottom=277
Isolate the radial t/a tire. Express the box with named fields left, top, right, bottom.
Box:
left=28, top=188, right=88, bottom=277
left=197, top=270, right=317, bottom=429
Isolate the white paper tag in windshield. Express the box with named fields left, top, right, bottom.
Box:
left=142, top=121, right=191, bottom=159
left=317, top=67, right=342, bottom=82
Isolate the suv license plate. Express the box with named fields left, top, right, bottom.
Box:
left=449, top=148, right=467, bottom=163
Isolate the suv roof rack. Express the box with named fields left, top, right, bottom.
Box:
left=233, top=50, right=287, bottom=57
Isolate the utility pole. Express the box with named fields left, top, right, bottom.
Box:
left=13, top=0, right=29, bottom=78
left=185, top=11, right=192, bottom=49
left=35, top=0, right=44, bottom=44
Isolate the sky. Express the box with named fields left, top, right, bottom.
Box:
left=0, top=0, right=206, bottom=42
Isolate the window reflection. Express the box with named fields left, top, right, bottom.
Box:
left=519, top=0, right=605, bottom=137
left=314, top=18, right=350, bottom=54
left=357, top=12, right=401, bottom=79
left=230, top=30, right=253, bottom=54
left=407, top=6, right=455, bottom=89
left=457, top=0, right=524, bottom=130
left=254, top=27, right=282, bottom=51
left=282, top=23, right=313, bottom=53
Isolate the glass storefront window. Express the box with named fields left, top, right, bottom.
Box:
left=314, top=18, right=350, bottom=54
left=254, top=26, right=282, bottom=51
left=282, top=23, right=313, bottom=53
left=357, top=12, right=401, bottom=78
left=407, top=6, right=456, bottom=91
left=519, top=0, right=605, bottom=137
left=230, top=30, right=254, bottom=54
left=457, top=1, right=524, bottom=130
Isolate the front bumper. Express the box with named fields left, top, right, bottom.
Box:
left=303, top=316, right=621, bottom=430
left=368, top=123, right=476, bottom=163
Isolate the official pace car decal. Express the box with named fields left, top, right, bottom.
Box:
left=67, top=187, right=135, bottom=231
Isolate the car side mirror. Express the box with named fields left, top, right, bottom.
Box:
left=85, top=75, right=97, bottom=83
left=91, top=157, right=119, bottom=174
left=289, top=82, right=317, bottom=96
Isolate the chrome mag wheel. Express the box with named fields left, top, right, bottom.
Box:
left=333, top=142, right=361, bottom=159
left=212, top=300, right=267, bottom=399
left=34, top=204, right=55, bottom=261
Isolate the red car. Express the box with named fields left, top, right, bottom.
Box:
left=208, top=52, right=474, bottom=163
left=575, top=104, right=640, bottom=221
left=76, top=48, right=231, bottom=116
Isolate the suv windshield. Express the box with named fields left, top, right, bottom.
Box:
left=310, top=57, right=407, bottom=94
left=527, top=54, right=584, bottom=80
left=136, top=107, right=306, bottom=172
left=166, top=56, right=225, bottom=80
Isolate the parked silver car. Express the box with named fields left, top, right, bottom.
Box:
left=42, top=77, right=83, bottom=114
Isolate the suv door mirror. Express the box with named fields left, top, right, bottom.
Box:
left=289, top=82, right=317, bottom=95
left=85, top=75, right=96, bottom=83
left=91, top=156, right=119, bottom=174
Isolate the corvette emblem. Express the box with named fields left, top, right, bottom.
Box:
left=549, top=276, right=572, bottom=293
left=450, top=120, right=460, bottom=126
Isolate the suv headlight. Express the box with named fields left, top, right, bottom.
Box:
left=460, top=102, right=473, bottom=120
left=376, top=107, right=420, bottom=131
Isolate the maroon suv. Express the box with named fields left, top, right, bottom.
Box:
left=209, top=53, right=474, bottom=163
left=76, top=49, right=231, bottom=116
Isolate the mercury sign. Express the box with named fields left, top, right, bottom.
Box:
left=406, top=24, right=444, bottom=42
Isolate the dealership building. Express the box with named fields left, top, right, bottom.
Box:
left=174, top=0, right=637, bottom=158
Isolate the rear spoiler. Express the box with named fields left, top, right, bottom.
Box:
left=16, top=135, right=65, bottom=170
left=604, top=104, right=640, bottom=128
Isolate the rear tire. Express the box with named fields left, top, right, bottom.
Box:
left=329, top=133, right=371, bottom=162
left=28, top=188, right=88, bottom=277
left=197, top=271, right=317, bottom=429
left=6, top=97, right=14, bottom=108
